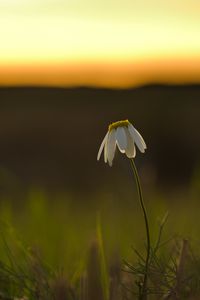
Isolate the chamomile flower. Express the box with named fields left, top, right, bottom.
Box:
left=97, top=119, right=150, bottom=297
left=97, top=120, right=147, bottom=166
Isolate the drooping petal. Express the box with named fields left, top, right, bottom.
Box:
left=128, top=124, right=147, bottom=153
left=124, top=127, right=136, bottom=158
left=107, top=129, right=116, bottom=166
left=116, top=127, right=127, bottom=153
left=104, top=133, right=109, bottom=163
left=97, top=131, right=109, bottom=161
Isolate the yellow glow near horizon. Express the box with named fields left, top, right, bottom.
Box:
left=1, top=14, right=200, bottom=63
left=0, top=0, right=200, bottom=87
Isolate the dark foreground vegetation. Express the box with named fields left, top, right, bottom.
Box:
left=0, top=232, right=200, bottom=299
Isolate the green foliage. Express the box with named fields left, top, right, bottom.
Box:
left=0, top=183, right=199, bottom=298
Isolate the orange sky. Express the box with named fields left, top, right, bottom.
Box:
left=0, top=0, right=200, bottom=87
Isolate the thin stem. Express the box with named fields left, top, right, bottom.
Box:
left=130, top=159, right=151, bottom=300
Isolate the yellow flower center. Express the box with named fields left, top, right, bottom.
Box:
left=108, top=119, right=130, bottom=131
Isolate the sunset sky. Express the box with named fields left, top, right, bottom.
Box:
left=0, top=0, right=200, bottom=87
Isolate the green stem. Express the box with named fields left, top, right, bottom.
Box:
left=130, top=159, right=150, bottom=300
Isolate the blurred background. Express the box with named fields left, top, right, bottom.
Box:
left=0, top=0, right=200, bottom=269
left=0, top=85, right=200, bottom=195
left=0, top=85, right=200, bottom=268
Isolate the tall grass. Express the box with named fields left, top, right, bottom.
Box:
left=0, top=181, right=199, bottom=298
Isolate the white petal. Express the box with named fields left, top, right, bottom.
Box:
left=128, top=124, right=147, bottom=153
left=124, top=127, right=136, bottom=158
left=107, top=129, right=116, bottom=166
left=97, top=132, right=109, bottom=161
left=116, top=127, right=127, bottom=153
left=104, top=133, right=109, bottom=163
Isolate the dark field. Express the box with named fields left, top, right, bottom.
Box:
left=0, top=85, right=199, bottom=299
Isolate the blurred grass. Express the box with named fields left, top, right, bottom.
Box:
left=0, top=172, right=199, bottom=299
left=0, top=172, right=199, bottom=272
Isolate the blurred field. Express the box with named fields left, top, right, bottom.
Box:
left=0, top=178, right=200, bottom=265
left=0, top=85, right=200, bottom=298
left=0, top=180, right=200, bottom=298
left=0, top=84, right=200, bottom=192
